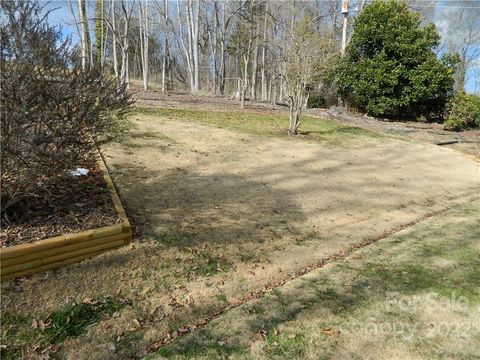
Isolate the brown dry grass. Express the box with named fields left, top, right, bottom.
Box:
left=1, top=108, right=478, bottom=359
left=151, top=200, right=480, bottom=359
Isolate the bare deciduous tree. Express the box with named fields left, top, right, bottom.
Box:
left=281, top=15, right=336, bottom=135
left=177, top=0, right=201, bottom=93
left=138, top=0, right=149, bottom=90
left=77, top=0, right=90, bottom=70
left=436, top=0, right=480, bottom=92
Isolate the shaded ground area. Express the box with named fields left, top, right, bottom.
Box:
left=1, top=108, right=478, bottom=359
left=151, top=200, right=480, bottom=360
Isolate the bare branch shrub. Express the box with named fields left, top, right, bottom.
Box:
left=0, top=0, right=132, bottom=218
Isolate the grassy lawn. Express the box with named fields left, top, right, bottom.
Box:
left=4, top=200, right=478, bottom=359
left=133, top=107, right=381, bottom=146
left=1, top=108, right=478, bottom=359
left=149, top=200, right=480, bottom=359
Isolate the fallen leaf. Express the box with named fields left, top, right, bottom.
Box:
left=322, top=328, right=340, bottom=339
left=82, top=297, right=98, bottom=305
left=39, top=320, right=46, bottom=331
left=142, top=286, right=153, bottom=295
left=133, top=319, right=142, bottom=328
left=257, top=329, right=268, bottom=339
left=178, top=327, right=190, bottom=334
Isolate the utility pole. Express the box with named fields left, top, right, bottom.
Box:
left=338, top=0, right=349, bottom=107
left=341, top=0, right=349, bottom=56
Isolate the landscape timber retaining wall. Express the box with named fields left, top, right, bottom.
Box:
left=0, top=152, right=131, bottom=281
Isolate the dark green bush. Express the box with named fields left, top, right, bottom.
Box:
left=337, top=0, right=457, bottom=120
left=444, top=94, right=480, bottom=131
left=307, top=95, right=327, bottom=108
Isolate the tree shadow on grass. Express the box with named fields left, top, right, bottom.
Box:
left=151, top=205, right=480, bottom=359
left=113, top=163, right=307, bottom=250
left=110, top=141, right=479, bottom=253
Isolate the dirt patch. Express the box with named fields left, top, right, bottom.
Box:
left=1, top=110, right=478, bottom=359
left=0, top=159, right=119, bottom=247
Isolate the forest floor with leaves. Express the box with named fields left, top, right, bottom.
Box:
left=1, top=105, right=479, bottom=359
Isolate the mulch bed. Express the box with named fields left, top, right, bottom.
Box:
left=0, top=159, right=119, bottom=247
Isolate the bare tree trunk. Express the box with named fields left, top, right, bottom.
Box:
left=145, top=5, right=149, bottom=89
left=119, top=0, right=132, bottom=88
left=111, top=0, right=119, bottom=79
left=219, top=2, right=227, bottom=95
left=288, top=96, right=294, bottom=133
left=268, top=76, right=272, bottom=101
left=161, top=0, right=168, bottom=93
left=161, top=48, right=167, bottom=93
left=279, top=76, right=283, bottom=102
left=273, top=75, right=277, bottom=102
left=240, top=43, right=251, bottom=109
left=178, top=0, right=194, bottom=92
left=78, top=0, right=89, bottom=70
left=94, top=0, right=104, bottom=67
left=240, top=79, right=246, bottom=109
left=192, top=0, right=200, bottom=93
left=218, top=0, right=240, bottom=95
left=139, top=0, right=149, bottom=91
left=207, top=0, right=219, bottom=94
left=86, top=4, right=94, bottom=67
left=185, top=0, right=199, bottom=93
left=294, top=89, right=303, bottom=133
left=250, top=44, right=258, bottom=100
left=261, top=1, right=268, bottom=101
left=102, top=16, right=108, bottom=68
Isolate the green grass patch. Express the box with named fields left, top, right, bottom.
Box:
left=1, top=297, right=127, bottom=359
left=185, top=252, right=233, bottom=278
left=45, top=298, right=125, bottom=344
left=133, top=107, right=381, bottom=145
left=1, top=313, right=34, bottom=360
left=264, top=328, right=310, bottom=358
left=215, top=294, right=228, bottom=303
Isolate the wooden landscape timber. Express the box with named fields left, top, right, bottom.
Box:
left=0, top=151, right=131, bottom=281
